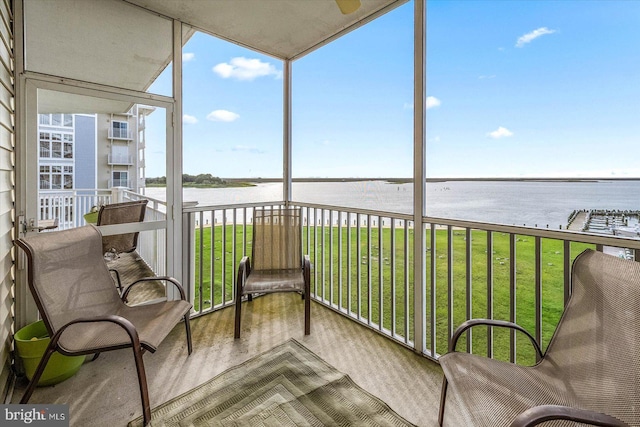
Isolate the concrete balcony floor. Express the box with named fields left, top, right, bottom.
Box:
left=11, top=292, right=460, bottom=426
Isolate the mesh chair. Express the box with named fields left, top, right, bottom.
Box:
left=97, top=199, right=148, bottom=256
left=16, top=225, right=192, bottom=427
left=438, top=249, right=635, bottom=427
left=98, top=200, right=148, bottom=292
left=234, top=207, right=311, bottom=338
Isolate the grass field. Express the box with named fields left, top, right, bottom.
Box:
left=193, top=224, right=594, bottom=365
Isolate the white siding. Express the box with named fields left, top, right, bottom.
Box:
left=0, top=0, right=13, bottom=400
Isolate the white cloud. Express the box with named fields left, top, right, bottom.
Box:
left=183, top=114, right=198, bottom=124
left=487, top=126, right=514, bottom=139
left=478, top=75, right=496, bottom=80
left=232, top=145, right=265, bottom=154
left=426, top=96, right=441, bottom=109
left=182, top=52, right=195, bottom=62
left=516, top=27, right=556, bottom=48
left=206, top=110, right=240, bottom=122
left=212, top=57, right=282, bottom=81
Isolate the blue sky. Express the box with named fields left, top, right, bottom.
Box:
left=147, top=0, right=640, bottom=179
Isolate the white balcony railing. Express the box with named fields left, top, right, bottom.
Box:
left=38, top=190, right=640, bottom=363
left=107, top=154, right=133, bottom=165
left=108, top=128, right=133, bottom=140
left=182, top=201, right=640, bottom=363
left=38, top=188, right=167, bottom=277
left=39, top=189, right=113, bottom=229
left=122, top=190, right=167, bottom=277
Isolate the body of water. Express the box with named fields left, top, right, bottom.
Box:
left=144, top=180, right=640, bottom=229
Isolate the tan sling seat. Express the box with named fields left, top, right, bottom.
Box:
left=439, top=249, right=636, bottom=427
left=16, top=225, right=192, bottom=426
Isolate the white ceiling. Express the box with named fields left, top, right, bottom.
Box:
left=25, top=0, right=174, bottom=94
left=24, top=0, right=407, bottom=113
left=125, top=0, right=408, bottom=60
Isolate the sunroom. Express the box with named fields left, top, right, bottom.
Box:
left=1, top=0, right=639, bottom=426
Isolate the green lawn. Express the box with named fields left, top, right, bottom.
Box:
left=193, top=224, right=593, bottom=365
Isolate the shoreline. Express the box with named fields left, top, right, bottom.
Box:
left=145, top=181, right=640, bottom=234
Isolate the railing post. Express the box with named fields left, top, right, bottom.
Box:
left=535, top=236, right=542, bottom=361
left=182, top=201, right=198, bottom=307
left=447, top=226, right=454, bottom=346
left=111, top=187, right=125, bottom=203
left=509, top=233, right=517, bottom=363
left=486, top=231, right=494, bottom=358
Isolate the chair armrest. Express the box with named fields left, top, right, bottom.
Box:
left=236, top=256, right=251, bottom=289
left=51, top=314, right=141, bottom=355
left=122, top=276, right=187, bottom=302
left=510, top=405, right=629, bottom=427
left=450, top=319, right=543, bottom=359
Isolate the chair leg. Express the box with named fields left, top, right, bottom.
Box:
left=131, top=344, right=151, bottom=426
left=303, top=258, right=311, bottom=335
left=304, top=295, right=310, bottom=335
left=234, top=289, right=242, bottom=339
left=304, top=282, right=311, bottom=336
left=20, top=343, right=57, bottom=404
left=184, top=314, right=193, bottom=355
left=438, top=377, right=448, bottom=426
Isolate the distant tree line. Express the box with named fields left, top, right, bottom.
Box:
left=146, top=174, right=228, bottom=186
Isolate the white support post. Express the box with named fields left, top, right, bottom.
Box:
left=170, top=19, right=184, bottom=293
left=413, top=0, right=426, bottom=354
left=283, top=60, right=292, bottom=205
left=14, top=0, right=39, bottom=329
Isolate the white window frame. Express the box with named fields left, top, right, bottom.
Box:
left=112, top=170, right=129, bottom=188
left=111, top=120, right=129, bottom=139
left=39, top=164, right=73, bottom=190
left=38, top=113, right=73, bottom=128
left=38, top=130, right=73, bottom=159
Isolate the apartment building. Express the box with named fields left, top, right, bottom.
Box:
left=38, top=105, right=154, bottom=194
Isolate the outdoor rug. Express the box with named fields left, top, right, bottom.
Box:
left=128, top=339, right=415, bottom=426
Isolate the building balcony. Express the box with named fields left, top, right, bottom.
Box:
left=108, top=128, right=134, bottom=140
left=107, top=153, right=134, bottom=165
left=24, top=192, right=640, bottom=425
